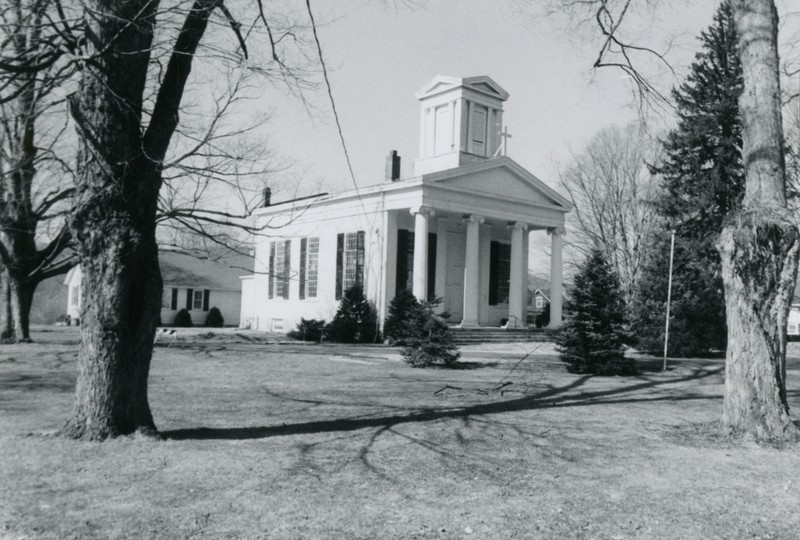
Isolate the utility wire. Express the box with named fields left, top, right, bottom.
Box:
left=304, top=0, right=368, bottom=218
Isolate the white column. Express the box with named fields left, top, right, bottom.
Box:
left=466, top=100, right=474, bottom=154
left=548, top=227, right=565, bottom=328
left=419, top=108, right=427, bottom=158
left=508, top=222, right=529, bottom=326
left=434, top=219, right=448, bottom=305
left=381, top=210, right=398, bottom=327
left=462, top=214, right=484, bottom=327
left=411, top=207, right=434, bottom=300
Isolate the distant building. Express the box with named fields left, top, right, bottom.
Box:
left=239, top=75, right=571, bottom=333
left=789, top=286, right=800, bottom=337
left=65, top=252, right=250, bottom=326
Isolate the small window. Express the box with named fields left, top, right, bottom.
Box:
left=302, top=237, right=319, bottom=299
left=193, top=290, right=203, bottom=310
left=535, top=296, right=543, bottom=309
left=789, top=323, right=798, bottom=335
left=271, top=318, right=284, bottom=332
left=161, top=289, right=171, bottom=309
left=471, top=105, right=487, bottom=154
left=269, top=239, right=292, bottom=300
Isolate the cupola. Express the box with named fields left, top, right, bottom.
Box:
left=413, top=75, right=510, bottom=176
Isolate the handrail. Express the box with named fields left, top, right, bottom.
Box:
left=502, top=315, right=529, bottom=330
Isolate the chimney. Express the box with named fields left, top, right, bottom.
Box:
left=262, top=186, right=272, bottom=207
left=385, top=150, right=401, bottom=181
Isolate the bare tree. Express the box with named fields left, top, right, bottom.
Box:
left=0, top=0, right=77, bottom=342
left=545, top=0, right=800, bottom=441
left=559, top=122, right=659, bottom=307
left=0, top=0, right=320, bottom=439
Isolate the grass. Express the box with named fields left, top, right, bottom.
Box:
left=1, top=327, right=800, bottom=539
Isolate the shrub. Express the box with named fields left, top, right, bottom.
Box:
left=326, top=286, right=379, bottom=343
left=400, top=298, right=460, bottom=368
left=205, top=307, right=224, bottom=328
left=557, top=249, right=634, bottom=375
left=174, top=308, right=193, bottom=328
left=288, top=318, right=326, bottom=342
left=383, top=289, right=421, bottom=345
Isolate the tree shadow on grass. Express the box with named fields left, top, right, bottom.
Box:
left=163, top=366, right=723, bottom=441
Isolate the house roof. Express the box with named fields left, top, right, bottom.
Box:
left=160, top=252, right=252, bottom=291
left=532, top=288, right=551, bottom=303
left=65, top=251, right=253, bottom=291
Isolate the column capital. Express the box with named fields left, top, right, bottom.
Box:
left=547, top=227, right=566, bottom=236
left=410, top=206, right=435, bottom=217
left=509, top=222, right=529, bottom=231
left=466, top=214, right=485, bottom=225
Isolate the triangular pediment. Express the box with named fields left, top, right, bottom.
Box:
left=415, top=75, right=509, bottom=102
left=463, top=77, right=509, bottom=100
left=424, top=158, right=571, bottom=210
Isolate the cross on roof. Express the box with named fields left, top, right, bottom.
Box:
left=495, top=125, right=512, bottom=157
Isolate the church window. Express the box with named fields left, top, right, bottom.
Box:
left=488, top=241, right=511, bottom=305
left=471, top=105, right=487, bottom=155
left=268, top=239, right=292, bottom=299
left=335, top=231, right=364, bottom=300
left=299, top=237, right=319, bottom=299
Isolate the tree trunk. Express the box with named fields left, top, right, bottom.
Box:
left=8, top=279, right=34, bottom=342
left=718, top=0, right=800, bottom=441
left=60, top=226, right=162, bottom=440
left=60, top=1, right=162, bottom=441
left=0, top=268, right=12, bottom=342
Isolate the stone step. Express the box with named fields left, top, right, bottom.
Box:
left=448, top=327, right=558, bottom=344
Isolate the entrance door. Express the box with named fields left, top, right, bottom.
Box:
left=445, top=232, right=465, bottom=321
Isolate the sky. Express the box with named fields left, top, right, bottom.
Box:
left=255, top=0, right=720, bottom=199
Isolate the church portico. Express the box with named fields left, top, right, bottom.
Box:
left=384, top=201, right=561, bottom=329
left=240, top=75, right=571, bottom=335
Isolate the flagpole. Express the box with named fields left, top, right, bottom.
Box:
left=663, top=230, right=676, bottom=371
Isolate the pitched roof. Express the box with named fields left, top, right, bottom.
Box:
left=160, top=252, right=252, bottom=291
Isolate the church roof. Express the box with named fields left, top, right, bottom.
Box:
left=415, top=75, right=510, bottom=101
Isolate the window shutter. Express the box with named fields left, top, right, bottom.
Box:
left=283, top=240, right=291, bottom=299
left=427, top=232, right=437, bottom=302
left=489, top=241, right=499, bottom=306
left=170, top=288, right=178, bottom=310
left=203, top=289, right=210, bottom=311
left=268, top=242, right=275, bottom=299
left=186, top=288, right=194, bottom=310
left=396, top=229, right=408, bottom=296
left=335, top=233, right=344, bottom=300
left=299, top=238, right=307, bottom=300
left=356, top=230, right=365, bottom=291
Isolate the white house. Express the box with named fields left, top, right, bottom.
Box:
left=240, top=75, right=571, bottom=333
left=65, top=252, right=250, bottom=326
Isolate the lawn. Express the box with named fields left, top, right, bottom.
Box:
left=1, top=327, right=799, bottom=539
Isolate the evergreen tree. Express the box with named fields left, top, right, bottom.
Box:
left=400, top=298, right=460, bottom=368
left=326, top=286, right=378, bottom=344
left=652, top=1, right=744, bottom=238
left=634, top=1, right=743, bottom=356
left=557, top=249, right=634, bottom=375
left=383, top=289, right=419, bottom=345
left=631, top=236, right=727, bottom=357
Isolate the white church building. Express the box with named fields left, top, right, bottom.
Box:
left=239, top=75, right=571, bottom=333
